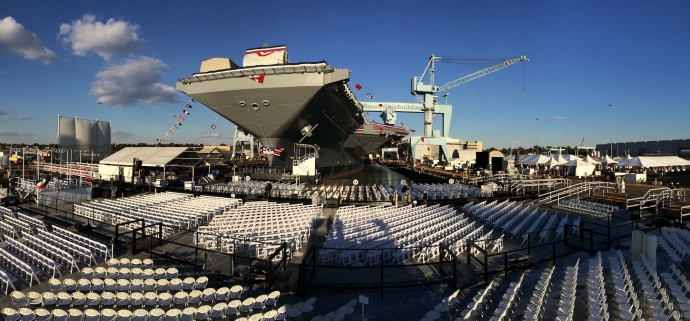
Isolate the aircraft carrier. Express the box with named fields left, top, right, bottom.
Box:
left=176, top=45, right=408, bottom=178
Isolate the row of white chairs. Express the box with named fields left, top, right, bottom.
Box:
left=4, top=236, right=62, bottom=279
left=632, top=252, right=682, bottom=320
left=555, top=258, right=579, bottom=321
left=492, top=271, right=528, bottom=321
left=587, top=251, right=608, bottom=321
left=613, top=256, right=638, bottom=321
left=51, top=226, right=111, bottom=260
left=558, top=199, right=617, bottom=218
left=47, top=276, right=205, bottom=294
left=0, top=247, right=41, bottom=286
left=23, top=234, right=80, bottom=273
left=457, top=278, right=501, bottom=320
left=0, top=266, right=18, bottom=295
left=37, top=230, right=96, bottom=266
left=465, top=200, right=581, bottom=244
left=524, top=265, right=555, bottom=320
left=197, top=201, right=321, bottom=260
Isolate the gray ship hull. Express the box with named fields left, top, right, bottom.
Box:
left=177, top=62, right=367, bottom=177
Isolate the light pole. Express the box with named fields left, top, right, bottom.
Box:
left=608, top=103, right=613, bottom=156
left=537, top=118, right=539, bottom=155
left=615, top=125, right=619, bottom=157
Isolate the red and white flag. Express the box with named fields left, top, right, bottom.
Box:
left=183, top=110, right=190, bottom=115
left=36, top=178, right=51, bottom=190
left=179, top=115, right=186, bottom=121
left=366, top=93, right=372, bottom=99
left=211, top=124, right=216, bottom=129
left=421, top=137, right=425, bottom=142
left=272, top=147, right=285, bottom=157
left=249, top=75, right=265, bottom=83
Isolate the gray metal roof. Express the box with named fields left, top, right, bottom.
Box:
left=99, top=147, right=202, bottom=167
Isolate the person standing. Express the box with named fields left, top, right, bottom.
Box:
left=264, top=182, right=272, bottom=200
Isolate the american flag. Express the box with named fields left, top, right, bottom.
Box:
left=272, top=147, right=284, bottom=156
left=366, top=93, right=372, bottom=99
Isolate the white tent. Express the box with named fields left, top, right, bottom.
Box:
left=616, top=156, right=690, bottom=167
left=563, top=158, right=596, bottom=177
left=546, top=156, right=561, bottom=168
left=583, top=154, right=600, bottom=164
left=599, top=155, right=619, bottom=164
left=555, top=154, right=568, bottom=164
left=562, top=154, right=581, bottom=162
left=522, top=154, right=552, bottom=165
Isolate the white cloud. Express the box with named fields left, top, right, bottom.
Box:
left=58, top=14, right=143, bottom=61
left=0, top=16, right=58, bottom=64
left=111, top=130, right=133, bottom=139
left=206, top=133, right=220, bottom=137
left=91, top=56, right=177, bottom=107
left=0, top=130, right=33, bottom=136
left=550, top=116, right=566, bottom=121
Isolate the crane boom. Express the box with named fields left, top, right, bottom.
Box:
left=437, top=56, right=529, bottom=92
left=411, top=54, right=529, bottom=137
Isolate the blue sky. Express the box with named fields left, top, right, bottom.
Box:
left=1, top=0, right=688, bottom=149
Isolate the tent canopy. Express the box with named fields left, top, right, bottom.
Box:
left=100, top=147, right=203, bottom=167
left=616, top=156, right=690, bottom=167
left=600, top=155, right=618, bottom=164
left=584, top=154, right=600, bottom=164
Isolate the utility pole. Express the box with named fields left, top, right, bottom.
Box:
left=609, top=103, right=613, bottom=156
left=537, top=118, right=539, bottom=155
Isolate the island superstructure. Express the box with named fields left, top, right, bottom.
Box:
left=176, top=45, right=408, bottom=177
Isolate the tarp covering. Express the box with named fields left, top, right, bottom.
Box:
left=58, top=116, right=111, bottom=162
left=616, top=156, right=690, bottom=167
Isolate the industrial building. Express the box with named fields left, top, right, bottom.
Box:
left=595, top=139, right=690, bottom=158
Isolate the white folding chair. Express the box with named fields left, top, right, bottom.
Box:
left=149, top=309, right=165, bottom=321
left=164, top=309, right=181, bottom=321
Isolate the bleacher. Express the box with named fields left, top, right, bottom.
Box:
left=558, top=198, right=618, bottom=218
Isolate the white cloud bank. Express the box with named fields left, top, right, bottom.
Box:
left=550, top=116, right=566, bottom=121
left=91, top=56, right=177, bottom=107
left=0, top=16, right=58, bottom=64
left=58, top=14, right=144, bottom=61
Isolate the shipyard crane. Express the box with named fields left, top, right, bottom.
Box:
left=412, top=55, right=529, bottom=137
